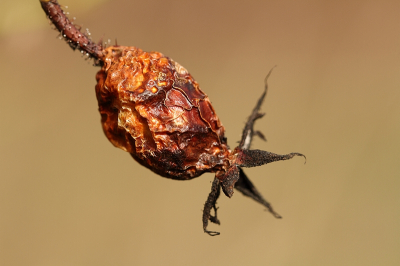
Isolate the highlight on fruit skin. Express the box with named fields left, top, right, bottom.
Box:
left=40, top=0, right=305, bottom=236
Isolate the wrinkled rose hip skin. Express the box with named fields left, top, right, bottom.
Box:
left=96, top=47, right=231, bottom=180
left=41, top=0, right=305, bottom=235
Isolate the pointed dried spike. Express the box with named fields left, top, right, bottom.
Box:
left=236, top=149, right=306, bottom=168
left=238, top=67, right=275, bottom=150
left=254, top=130, right=267, bottom=141
left=234, top=167, right=281, bottom=218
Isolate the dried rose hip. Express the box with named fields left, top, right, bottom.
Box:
left=40, top=0, right=305, bottom=236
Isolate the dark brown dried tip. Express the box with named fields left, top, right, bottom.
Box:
left=40, top=0, right=103, bottom=63
left=203, top=178, right=221, bottom=236
left=238, top=67, right=275, bottom=150
left=236, top=149, right=306, bottom=168
left=234, top=168, right=282, bottom=218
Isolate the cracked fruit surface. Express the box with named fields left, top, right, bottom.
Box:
left=95, top=46, right=232, bottom=180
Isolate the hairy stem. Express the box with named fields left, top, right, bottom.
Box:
left=40, top=0, right=103, bottom=62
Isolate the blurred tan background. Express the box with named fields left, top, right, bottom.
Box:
left=1, top=0, right=399, bottom=265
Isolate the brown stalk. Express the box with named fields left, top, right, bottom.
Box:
left=40, top=0, right=103, bottom=63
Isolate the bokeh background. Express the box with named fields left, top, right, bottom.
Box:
left=1, top=0, right=399, bottom=265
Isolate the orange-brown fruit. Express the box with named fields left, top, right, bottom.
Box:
left=40, top=0, right=305, bottom=236
left=95, top=46, right=231, bottom=180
